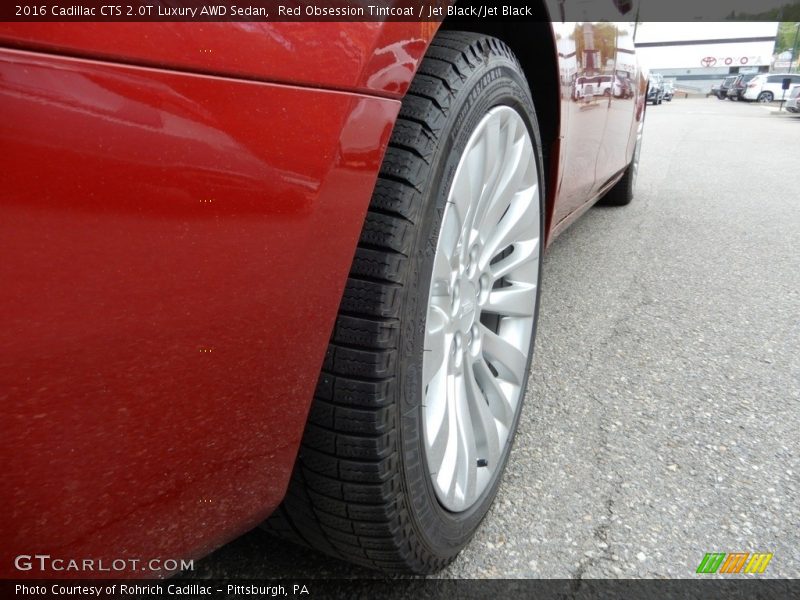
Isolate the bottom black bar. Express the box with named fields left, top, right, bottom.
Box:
left=2, top=579, right=798, bottom=600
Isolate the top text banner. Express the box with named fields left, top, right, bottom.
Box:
left=3, top=0, right=797, bottom=22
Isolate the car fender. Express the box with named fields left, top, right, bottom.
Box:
left=0, top=22, right=442, bottom=97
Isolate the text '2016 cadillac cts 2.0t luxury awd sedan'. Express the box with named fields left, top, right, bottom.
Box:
left=0, top=2, right=646, bottom=576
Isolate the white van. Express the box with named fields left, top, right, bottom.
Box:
left=742, top=73, right=800, bottom=102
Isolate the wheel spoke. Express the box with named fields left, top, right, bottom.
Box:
left=464, top=136, right=488, bottom=231
left=437, top=205, right=462, bottom=266
left=423, top=317, right=450, bottom=386
left=474, top=357, right=515, bottom=434
left=464, top=359, right=502, bottom=470
left=481, top=324, right=527, bottom=385
left=452, top=372, right=478, bottom=505
left=489, top=238, right=540, bottom=282
left=425, top=389, right=449, bottom=473
left=434, top=372, right=460, bottom=497
left=468, top=113, right=507, bottom=234
left=480, top=183, right=539, bottom=268
left=449, top=139, right=482, bottom=241
left=477, top=111, right=502, bottom=206
left=483, top=283, right=537, bottom=317
left=477, top=134, right=533, bottom=237
left=432, top=245, right=453, bottom=296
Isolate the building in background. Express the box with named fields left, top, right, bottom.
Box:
left=634, top=22, right=779, bottom=94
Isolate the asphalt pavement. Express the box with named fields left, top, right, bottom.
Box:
left=193, top=98, right=800, bottom=579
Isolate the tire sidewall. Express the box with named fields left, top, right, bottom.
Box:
left=395, top=53, right=545, bottom=561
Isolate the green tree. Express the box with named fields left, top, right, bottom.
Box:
left=775, top=22, right=800, bottom=54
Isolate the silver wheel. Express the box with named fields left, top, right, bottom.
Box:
left=758, top=92, right=773, bottom=103
left=422, top=106, right=540, bottom=512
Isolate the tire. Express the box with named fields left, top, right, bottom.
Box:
left=598, top=107, right=644, bottom=207
left=264, top=32, right=545, bottom=574
left=758, top=91, right=774, bottom=103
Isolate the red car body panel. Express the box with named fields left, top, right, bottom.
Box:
left=0, top=46, right=399, bottom=577
left=1, top=18, right=645, bottom=578
left=0, top=22, right=438, bottom=97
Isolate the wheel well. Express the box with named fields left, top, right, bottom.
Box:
left=438, top=18, right=561, bottom=238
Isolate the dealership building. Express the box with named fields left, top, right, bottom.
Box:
left=634, top=23, right=780, bottom=94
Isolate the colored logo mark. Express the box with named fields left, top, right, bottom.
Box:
left=696, top=552, right=773, bottom=574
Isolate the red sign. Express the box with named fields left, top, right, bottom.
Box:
left=701, top=56, right=717, bottom=67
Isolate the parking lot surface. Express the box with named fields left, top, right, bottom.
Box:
left=194, top=98, right=800, bottom=579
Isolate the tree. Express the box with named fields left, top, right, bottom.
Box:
left=774, top=22, right=800, bottom=54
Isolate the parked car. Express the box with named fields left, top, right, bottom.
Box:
left=662, top=81, right=675, bottom=101
left=573, top=75, right=601, bottom=100
left=647, top=73, right=664, bottom=104
left=742, top=73, right=800, bottom=102
left=717, top=75, right=739, bottom=100
left=598, top=75, right=615, bottom=96
left=572, top=74, right=618, bottom=100
left=786, top=85, right=800, bottom=113
left=0, top=18, right=646, bottom=577
left=725, top=73, right=758, bottom=100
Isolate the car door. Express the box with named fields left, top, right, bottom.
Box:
left=596, top=21, right=638, bottom=190
left=550, top=20, right=612, bottom=227
left=767, top=75, right=783, bottom=95
left=551, top=19, right=638, bottom=228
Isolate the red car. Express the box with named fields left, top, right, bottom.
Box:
left=1, top=12, right=645, bottom=577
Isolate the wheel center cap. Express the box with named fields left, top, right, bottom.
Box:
left=457, top=279, right=478, bottom=332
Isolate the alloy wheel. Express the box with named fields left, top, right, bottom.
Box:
left=422, top=106, right=540, bottom=512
